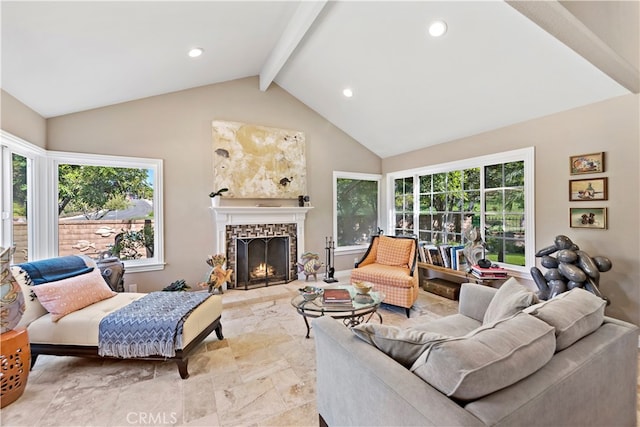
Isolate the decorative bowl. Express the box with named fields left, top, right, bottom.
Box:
left=299, top=286, right=323, bottom=301
left=352, top=281, right=372, bottom=295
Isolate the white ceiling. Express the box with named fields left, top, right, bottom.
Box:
left=1, top=1, right=635, bottom=158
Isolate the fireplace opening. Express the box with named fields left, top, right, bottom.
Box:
left=235, top=236, right=290, bottom=289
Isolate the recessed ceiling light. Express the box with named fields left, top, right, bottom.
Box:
left=428, top=20, right=447, bottom=37
left=188, top=48, right=204, bottom=58
left=343, top=88, right=353, bottom=98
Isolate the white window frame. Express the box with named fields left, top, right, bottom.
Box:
left=333, top=171, right=382, bottom=254
left=48, top=151, right=165, bottom=272
left=386, top=147, right=535, bottom=276
left=1, top=130, right=49, bottom=261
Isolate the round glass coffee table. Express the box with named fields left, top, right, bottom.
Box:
left=291, top=285, right=385, bottom=338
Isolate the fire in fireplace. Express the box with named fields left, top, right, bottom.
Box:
left=250, top=263, right=275, bottom=279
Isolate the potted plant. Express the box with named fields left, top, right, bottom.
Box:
left=209, top=188, right=228, bottom=207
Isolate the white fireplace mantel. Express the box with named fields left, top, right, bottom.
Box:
left=211, top=206, right=313, bottom=262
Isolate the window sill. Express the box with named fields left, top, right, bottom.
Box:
left=336, top=246, right=368, bottom=255
left=123, top=261, right=165, bottom=273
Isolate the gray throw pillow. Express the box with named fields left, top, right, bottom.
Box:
left=411, top=312, right=556, bottom=401
left=483, top=277, right=539, bottom=324
left=524, top=287, right=606, bottom=351
left=351, top=323, right=449, bottom=368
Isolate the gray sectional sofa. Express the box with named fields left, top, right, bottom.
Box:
left=314, top=281, right=638, bottom=426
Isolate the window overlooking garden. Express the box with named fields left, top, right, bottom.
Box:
left=334, top=172, right=381, bottom=251
left=1, top=130, right=164, bottom=272
left=388, top=148, right=534, bottom=271
left=51, top=152, right=163, bottom=271
left=57, top=164, right=155, bottom=260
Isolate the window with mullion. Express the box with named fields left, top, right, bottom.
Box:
left=388, top=148, right=534, bottom=272
left=483, top=161, right=525, bottom=266
left=394, top=176, right=414, bottom=235
left=416, top=168, right=479, bottom=245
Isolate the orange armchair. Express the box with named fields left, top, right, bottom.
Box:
left=351, top=235, right=419, bottom=317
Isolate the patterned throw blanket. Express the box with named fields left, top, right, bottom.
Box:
left=19, top=255, right=93, bottom=285
left=98, top=291, right=211, bottom=358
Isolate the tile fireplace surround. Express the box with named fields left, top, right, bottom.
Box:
left=211, top=206, right=313, bottom=287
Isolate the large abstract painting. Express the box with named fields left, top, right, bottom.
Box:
left=212, top=121, right=306, bottom=199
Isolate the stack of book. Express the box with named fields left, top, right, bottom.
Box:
left=323, top=288, right=353, bottom=307
left=471, top=264, right=508, bottom=279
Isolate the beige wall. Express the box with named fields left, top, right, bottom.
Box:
left=383, top=94, right=640, bottom=325
left=4, top=77, right=638, bottom=325
left=46, top=77, right=381, bottom=292
left=1, top=89, right=47, bottom=148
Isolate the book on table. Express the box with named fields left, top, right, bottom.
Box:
left=471, top=264, right=507, bottom=278
left=323, top=288, right=352, bottom=304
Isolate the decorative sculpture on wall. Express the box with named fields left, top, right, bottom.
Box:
left=531, top=235, right=612, bottom=304
left=297, top=252, right=323, bottom=281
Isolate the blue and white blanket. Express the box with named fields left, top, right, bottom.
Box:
left=19, top=255, right=93, bottom=285
left=98, top=291, right=211, bottom=358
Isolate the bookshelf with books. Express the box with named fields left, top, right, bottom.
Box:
left=418, top=261, right=509, bottom=300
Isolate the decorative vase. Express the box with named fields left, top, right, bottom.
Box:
left=0, top=327, right=30, bottom=408
left=0, top=247, right=29, bottom=408
left=211, top=197, right=220, bottom=208
left=96, top=256, right=126, bottom=293
left=0, top=247, right=25, bottom=333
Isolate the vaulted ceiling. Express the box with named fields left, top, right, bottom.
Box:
left=2, top=1, right=638, bottom=158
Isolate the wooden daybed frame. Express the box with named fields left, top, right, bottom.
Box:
left=29, top=315, right=223, bottom=379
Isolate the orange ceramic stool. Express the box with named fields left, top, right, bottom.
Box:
left=0, top=327, right=30, bottom=408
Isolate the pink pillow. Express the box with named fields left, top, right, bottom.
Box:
left=375, top=236, right=413, bottom=267
left=31, top=268, right=117, bottom=321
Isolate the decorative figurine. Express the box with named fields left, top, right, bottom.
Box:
left=531, top=235, right=612, bottom=304
left=297, top=252, right=323, bottom=281
left=462, top=225, right=485, bottom=268
left=200, top=254, right=232, bottom=294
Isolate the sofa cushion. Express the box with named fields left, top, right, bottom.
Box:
left=352, top=323, right=449, bottom=367
left=375, top=236, right=413, bottom=268
left=524, top=287, right=605, bottom=351
left=31, top=268, right=117, bottom=321
left=411, top=312, right=556, bottom=401
left=412, top=313, right=481, bottom=338
left=351, top=264, right=413, bottom=288
left=483, top=277, right=538, bottom=324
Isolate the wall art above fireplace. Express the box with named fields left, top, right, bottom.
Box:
left=212, top=120, right=306, bottom=199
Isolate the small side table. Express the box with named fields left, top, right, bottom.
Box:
left=1, top=327, right=30, bottom=408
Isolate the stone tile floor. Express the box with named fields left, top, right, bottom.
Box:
left=2, top=279, right=638, bottom=426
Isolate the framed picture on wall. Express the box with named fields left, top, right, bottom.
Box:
left=569, top=177, right=608, bottom=201
left=570, top=152, right=605, bottom=175
left=569, top=207, right=607, bottom=229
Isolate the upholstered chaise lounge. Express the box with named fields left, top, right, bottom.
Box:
left=13, top=256, right=223, bottom=379
left=351, top=235, right=419, bottom=317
